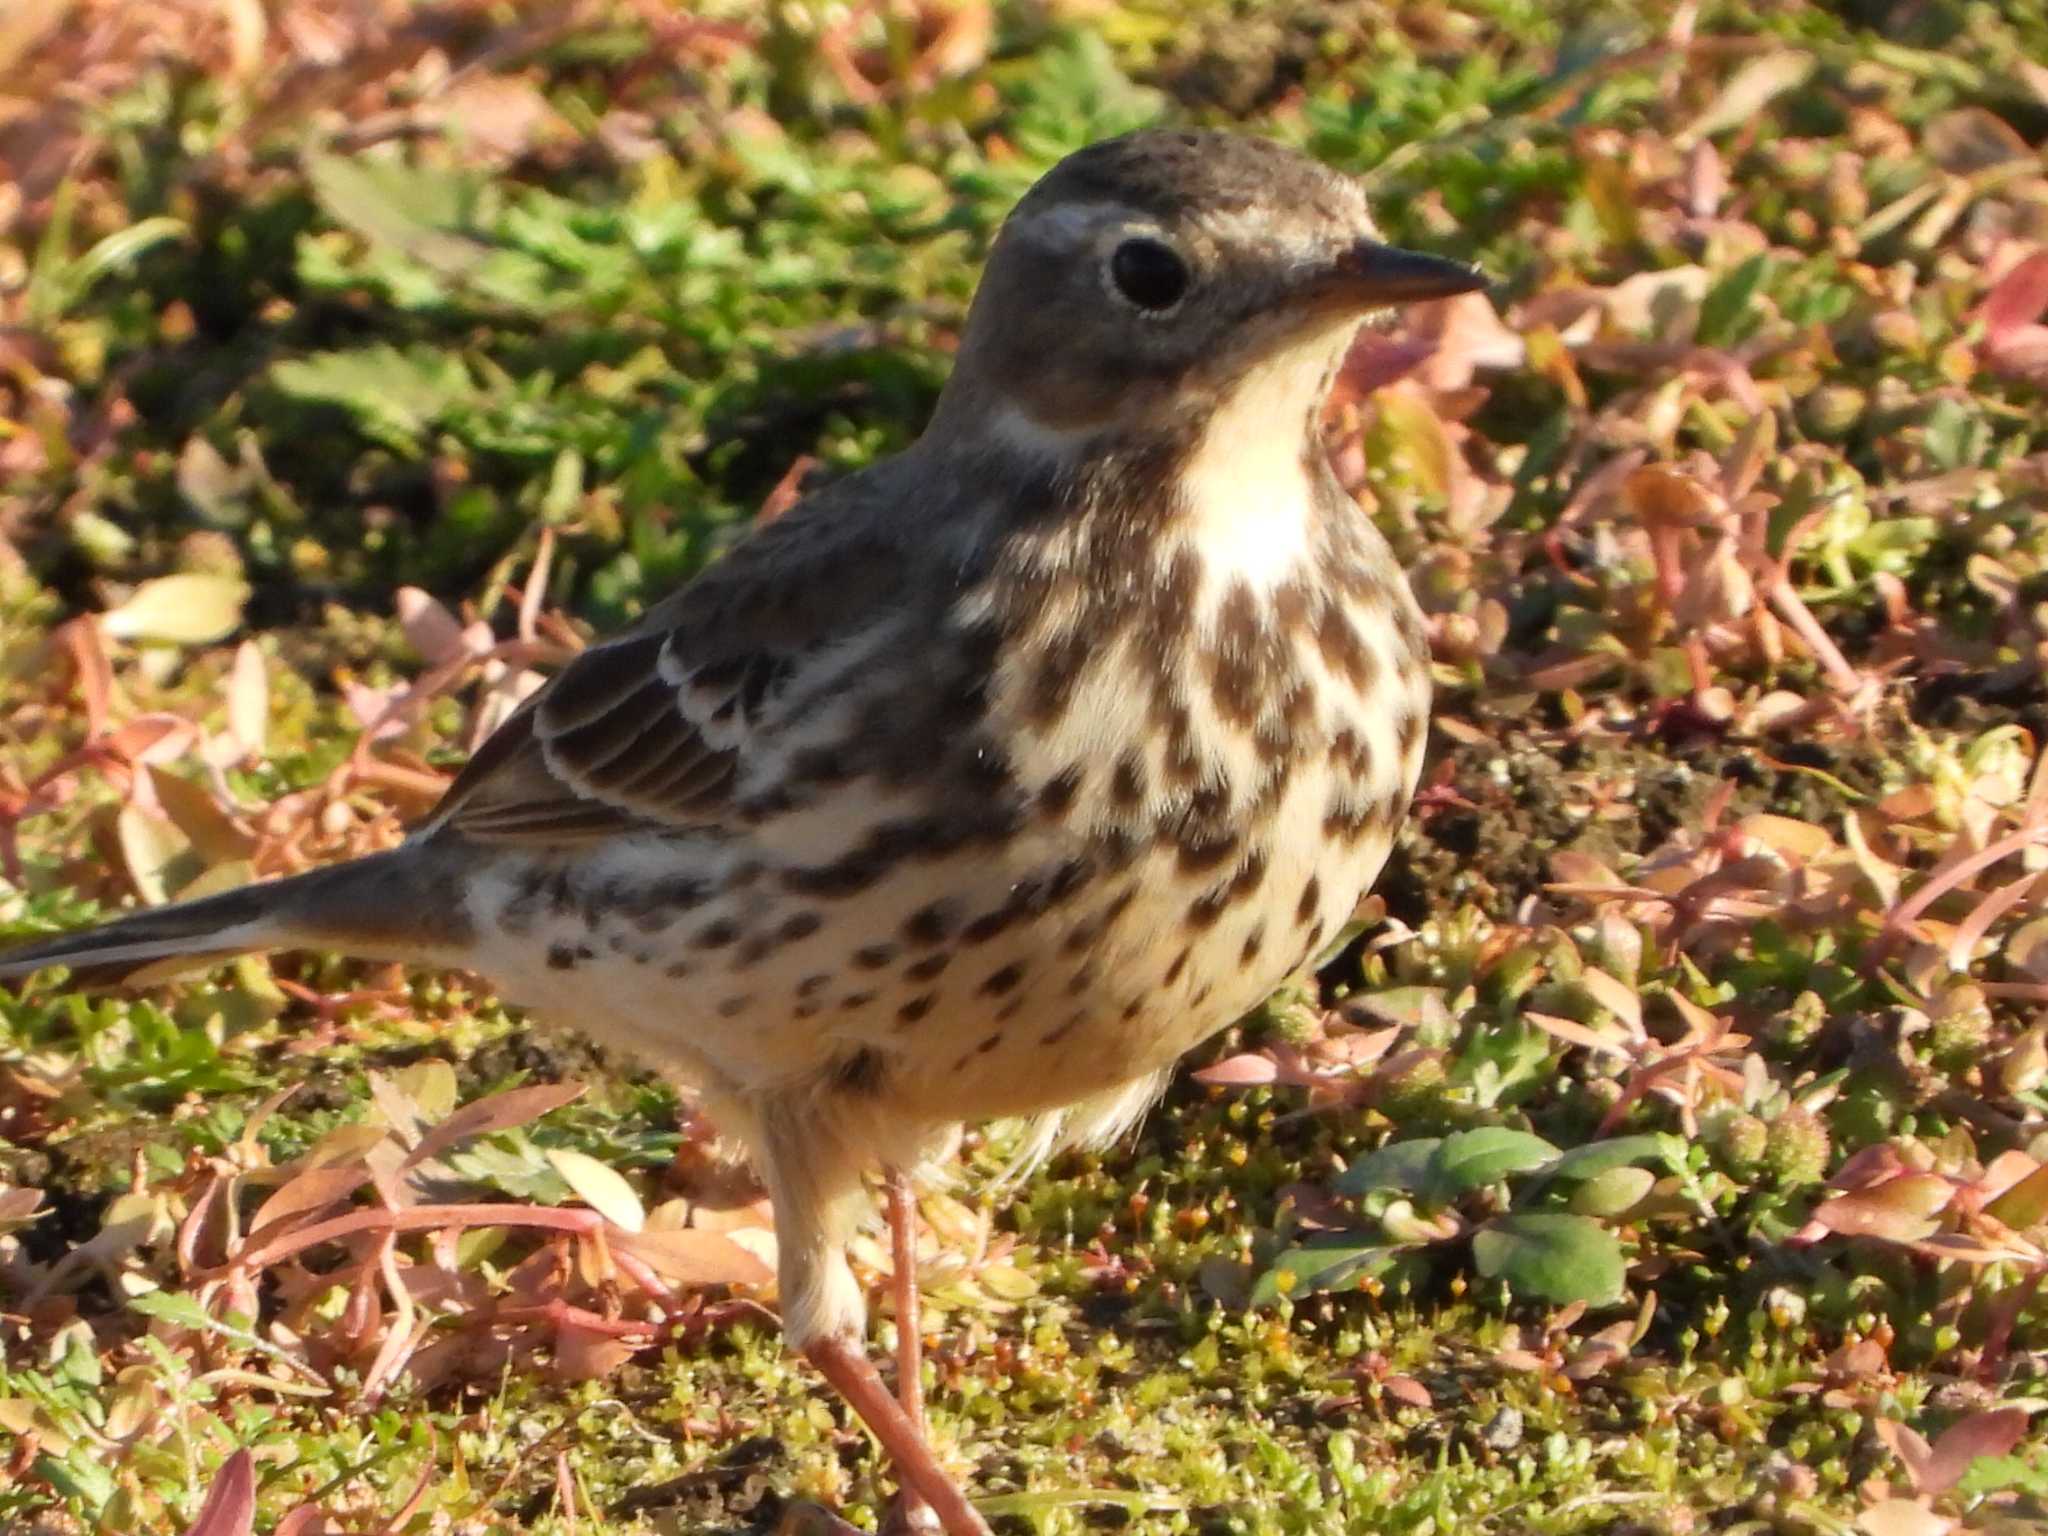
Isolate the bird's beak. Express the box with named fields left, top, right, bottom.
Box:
left=1325, top=239, right=1488, bottom=305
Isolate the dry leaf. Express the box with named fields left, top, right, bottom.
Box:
left=547, top=1148, right=646, bottom=1233
left=1678, top=52, right=1814, bottom=147
left=101, top=574, right=251, bottom=646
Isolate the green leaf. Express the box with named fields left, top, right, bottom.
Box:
left=30, top=216, right=189, bottom=323
left=306, top=152, right=490, bottom=276
left=1922, top=399, right=1987, bottom=471
left=1696, top=253, right=1770, bottom=347
left=1544, top=1134, right=1671, bottom=1183
left=1567, top=1165, right=1656, bottom=1216
left=127, top=1287, right=214, bottom=1331
left=1472, top=1214, right=1625, bottom=1304
left=1334, top=1138, right=1443, bottom=1197
left=269, top=345, right=478, bottom=455
left=1250, top=1241, right=1404, bottom=1306
left=1984, top=1161, right=2048, bottom=1229
left=1422, top=1128, right=1560, bottom=1202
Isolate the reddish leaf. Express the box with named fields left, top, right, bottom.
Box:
left=1192, top=1053, right=1280, bottom=1086
left=401, top=1083, right=586, bottom=1170
left=182, top=1451, right=256, bottom=1536
left=248, top=1164, right=373, bottom=1240
left=396, top=587, right=468, bottom=666
left=1382, top=1373, right=1433, bottom=1408
left=1982, top=250, right=2048, bottom=344
left=610, top=1227, right=772, bottom=1287
left=1812, top=1175, right=1953, bottom=1242
left=1921, top=1406, right=2029, bottom=1495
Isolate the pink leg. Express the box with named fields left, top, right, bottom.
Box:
left=879, top=1169, right=937, bottom=1534
left=886, top=1168, right=927, bottom=1431
left=803, top=1333, right=989, bottom=1536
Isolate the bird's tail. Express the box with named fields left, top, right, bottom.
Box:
left=0, top=848, right=460, bottom=990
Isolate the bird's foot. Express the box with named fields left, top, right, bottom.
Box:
left=801, top=1334, right=991, bottom=1536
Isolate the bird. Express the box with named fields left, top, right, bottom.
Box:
left=1, top=129, right=1483, bottom=1533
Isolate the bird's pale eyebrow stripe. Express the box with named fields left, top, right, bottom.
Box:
left=1017, top=200, right=1148, bottom=244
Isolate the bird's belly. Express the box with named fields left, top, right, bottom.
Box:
left=457, top=752, right=1400, bottom=1126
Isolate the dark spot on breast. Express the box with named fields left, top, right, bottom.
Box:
left=961, top=744, right=1014, bottom=795
left=1230, top=848, right=1269, bottom=901
left=796, top=1000, right=822, bottom=1019
left=1315, top=603, right=1377, bottom=690
left=1122, top=998, right=1144, bottom=1021
left=1037, top=764, right=1084, bottom=817
left=1209, top=580, right=1268, bottom=726
left=904, top=951, right=951, bottom=982
left=1324, top=791, right=1380, bottom=843
left=840, top=990, right=878, bottom=1011
left=854, top=942, right=899, bottom=971
left=1174, top=828, right=1239, bottom=873
left=1163, top=946, right=1191, bottom=985
left=1046, top=856, right=1096, bottom=907
left=1111, top=750, right=1146, bottom=808
left=1241, top=922, right=1266, bottom=966
left=1066, top=960, right=1099, bottom=996
left=1397, top=706, right=1426, bottom=763
left=1160, top=702, right=1202, bottom=784
left=897, top=992, right=937, bottom=1026
left=980, top=962, right=1026, bottom=997
left=1042, top=1012, right=1086, bottom=1046
left=780, top=911, right=823, bottom=943
left=626, top=874, right=712, bottom=932
left=716, top=994, right=752, bottom=1018
left=733, top=933, right=774, bottom=969
left=1272, top=578, right=1311, bottom=635
left=547, top=942, right=584, bottom=970
left=1191, top=982, right=1213, bottom=1007
left=664, top=960, right=691, bottom=979
left=693, top=917, right=741, bottom=950
left=1027, top=629, right=1093, bottom=725
left=903, top=900, right=958, bottom=947
left=1097, top=825, right=1143, bottom=873
left=833, top=1047, right=887, bottom=1095
left=1186, top=887, right=1230, bottom=930
left=798, top=973, right=831, bottom=998
left=963, top=873, right=1049, bottom=944
left=783, top=818, right=949, bottom=899
left=1296, top=875, right=1322, bottom=925
left=976, top=1031, right=1003, bottom=1054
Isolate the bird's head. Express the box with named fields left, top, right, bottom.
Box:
left=932, top=129, right=1485, bottom=458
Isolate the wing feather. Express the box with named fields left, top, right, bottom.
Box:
left=421, top=463, right=927, bottom=847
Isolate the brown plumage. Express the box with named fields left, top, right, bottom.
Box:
left=0, top=129, right=1482, bottom=1534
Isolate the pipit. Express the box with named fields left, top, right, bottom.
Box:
left=2, top=129, right=1482, bottom=1532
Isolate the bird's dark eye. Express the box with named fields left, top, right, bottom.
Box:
left=1107, top=238, right=1190, bottom=312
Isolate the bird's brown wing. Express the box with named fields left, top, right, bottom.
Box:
left=426, top=472, right=915, bottom=845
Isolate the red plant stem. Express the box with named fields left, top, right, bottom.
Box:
left=1882, top=818, right=2048, bottom=950
left=226, top=1202, right=611, bottom=1275
left=1764, top=574, right=1868, bottom=698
